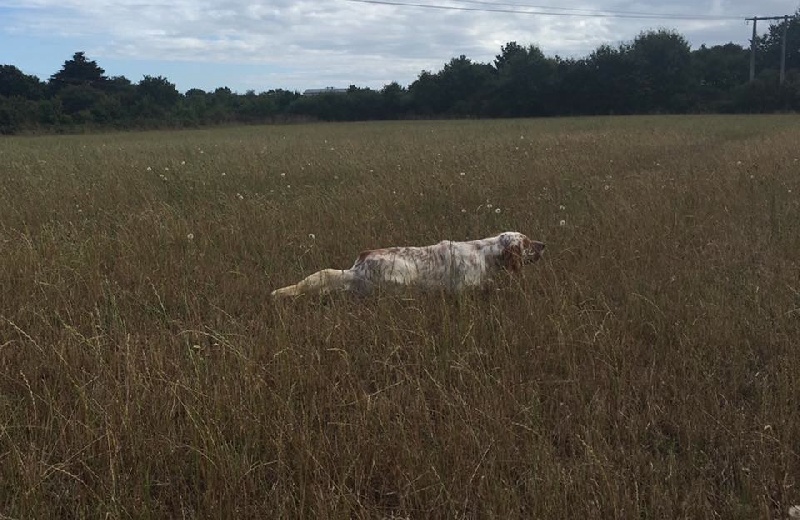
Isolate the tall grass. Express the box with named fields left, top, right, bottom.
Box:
left=1, top=115, right=799, bottom=518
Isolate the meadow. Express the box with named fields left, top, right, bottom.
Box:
left=1, top=115, right=799, bottom=518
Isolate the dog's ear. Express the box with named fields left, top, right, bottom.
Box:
left=502, top=243, right=523, bottom=272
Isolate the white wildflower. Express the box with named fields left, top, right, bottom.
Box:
left=495, top=208, right=501, bottom=214
left=236, top=193, right=244, bottom=200
left=604, top=185, right=610, bottom=191
left=146, top=166, right=152, bottom=171
left=559, top=219, right=566, bottom=226
left=559, top=205, right=565, bottom=211
left=308, top=233, right=316, bottom=240
left=187, top=233, right=194, bottom=240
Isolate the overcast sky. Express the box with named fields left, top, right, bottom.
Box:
left=1, top=0, right=797, bottom=93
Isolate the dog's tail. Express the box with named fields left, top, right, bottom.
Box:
left=271, top=269, right=358, bottom=298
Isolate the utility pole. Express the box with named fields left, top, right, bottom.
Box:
left=749, top=17, right=757, bottom=82
left=780, top=15, right=789, bottom=84
left=746, top=15, right=792, bottom=83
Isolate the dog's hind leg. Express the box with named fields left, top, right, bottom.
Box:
left=271, top=269, right=357, bottom=298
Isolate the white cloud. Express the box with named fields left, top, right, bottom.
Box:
left=1, top=0, right=797, bottom=91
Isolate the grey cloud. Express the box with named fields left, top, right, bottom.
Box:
left=2, top=0, right=797, bottom=90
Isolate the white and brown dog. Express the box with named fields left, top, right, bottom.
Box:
left=271, top=231, right=544, bottom=298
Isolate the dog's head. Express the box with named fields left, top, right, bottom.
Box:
left=499, top=232, right=545, bottom=272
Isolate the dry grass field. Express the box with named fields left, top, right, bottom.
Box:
left=1, top=115, right=800, bottom=518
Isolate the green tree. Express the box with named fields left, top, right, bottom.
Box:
left=628, top=29, right=693, bottom=112
left=57, top=84, right=105, bottom=116
left=584, top=44, right=632, bottom=114
left=692, top=43, right=749, bottom=90
left=176, top=89, right=208, bottom=125
left=408, top=70, right=445, bottom=115
left=128, top=76, right=180, bottom=122
left=205, top=87, right=240, bottom=123
left=233, top=90, right=282, bottom=122
left=690, top=43, right=749, bottom=111
left=409, top=56, right=494, bottom=116
left=265, top=89, right=300, bottom=114
left=585, top=44, right=636, bottom=114
left=344, top=86, right=383, bottom=120
left=756, top=11, right=800, bottom=73
left=437, top=56, right=494, bottom=115
left=550, top=57, right=594, bottom=115
left=50, top=52, right=108, bottom=92
left=137, top=75, right=180, bottom=107
left=0, top=65, right=45, bottom=100
left=490, top=43, right=557, bottom=116
left=493, top=42, right=527, bottom=71
left=103, top=76, right=137, bottom=123
left=0, top=96, right=40, bottom=133
left=381, top=82, right=410, bottom=118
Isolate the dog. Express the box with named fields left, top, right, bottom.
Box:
left=271, top=231, right=544, bottom=298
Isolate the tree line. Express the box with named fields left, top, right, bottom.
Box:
left=1, top=15, right=798, bottom=134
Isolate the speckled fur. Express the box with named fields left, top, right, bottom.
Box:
left=270, top=232, right=544, bottom=298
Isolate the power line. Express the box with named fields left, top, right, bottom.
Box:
left=344, top=0, right=745, bottom=21
left=442, top=0, right=743, bottom=20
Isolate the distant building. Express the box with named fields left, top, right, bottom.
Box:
left=302, top=87, right=348, bottom=96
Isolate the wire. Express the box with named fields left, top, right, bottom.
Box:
left=444, top=0, right=744, bottom=20
left=343, top=0, right=746, bottom=21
